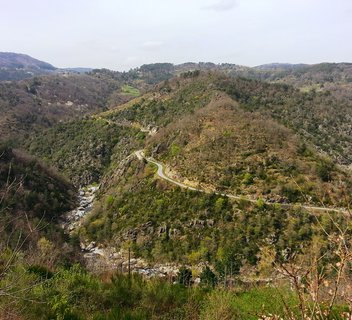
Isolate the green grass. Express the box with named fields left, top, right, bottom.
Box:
left=230, top=286, right=296, bottom=319
left=202, top=286, right=350, bottom=319
left=121, top=85, right=140, bottom=97
left=2, top=260, right=350, bottom=320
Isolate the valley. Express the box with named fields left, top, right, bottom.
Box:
left=62, top=184, right=181, bottom=278
left=1, top=54, right=352, bottom=319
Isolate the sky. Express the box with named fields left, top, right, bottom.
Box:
left=1, top=0, right=352, bottom=70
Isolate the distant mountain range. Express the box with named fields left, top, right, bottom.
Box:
left=254, top=63, right=309, bottom=70
left=1, top=52, right=352, bottom=143
left=1, top=51, right=352, bottom=83
left=0, top=52, right=56, bottom=70
left=61, top=67, right=93, bottom=74
left=0, top=52, right=95, bottom=80
left=0, top=52, right=56, bottom=81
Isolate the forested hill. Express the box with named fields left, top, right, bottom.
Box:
left=0, top=72, right=144, bottom=141
left=26, top=70, right=352, bottom=200
left=1, top=54, right=351, bottom=146
left=0, top=143, right=76, bottom=250
left=38, top=70, right=349, bottom=304
left=2, top=61, right=352, bottom=319
left=100, top=70, right=352, bottom=166
left=24, top=70, right=352, bottom=268
left=0, top=52, right=56, bottom=81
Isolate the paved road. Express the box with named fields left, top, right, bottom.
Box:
left=135, top=150, right=347, bottom=214
left=136, top=150, right=200, bottom=191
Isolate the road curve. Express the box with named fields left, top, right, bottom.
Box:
left=135, top=150, right=347, bottom=214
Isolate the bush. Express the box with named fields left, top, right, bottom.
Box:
left=242, top=173, right=254, bottom=185
left=316, top=160, right=334, bottom=182
left=200, top=266, right=218, bottom=287
left=177, top=266, right=193, bottom=286
left=200, top=290, right=236, bottom=320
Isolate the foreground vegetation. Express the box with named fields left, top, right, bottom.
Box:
left=1, top=261, right=350, bottom=320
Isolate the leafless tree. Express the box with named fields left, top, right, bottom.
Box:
left=0, top=153, right=48, bottom=317
left=273, top=207, right=352, bottom=319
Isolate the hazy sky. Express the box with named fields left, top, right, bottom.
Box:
left=1, top=0, right=351, bottom=70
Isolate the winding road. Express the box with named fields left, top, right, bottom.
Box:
left=135, top=150, right=347, bottom=214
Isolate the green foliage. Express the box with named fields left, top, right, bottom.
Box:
left=200, top=266, right=218, bottom=287
left=215, top=246, right=242, bottom=279
left=242, top=172, right=254, bottom=185
left=170, top=143, right=181, bottom=156
left=177, top=266, right=192, bottom=286
left=121, top=85, right=140, bottom=97
left=1, top=244, right=350, bottom=319
left=1, top=264, right=206, bottom=319
left=200, top=290, right=236, bottom=320
left=38, top=264, right=103, bottom=319
left=229, top=286, right=297, bottom=319
left=26, top=119, right=144, bottom=185
left=256, top=197, right=265, bottom=207
left=0, top=147, right=76, bottom=250
left=105, top=195, right=115, bottom=209
left=316, top=159, right=334, bottom=182
left=214, top=197, right=225, bottom=213
left=281, top=185, right=302, bottom=203
left=27, top=265, right=54, bottom=280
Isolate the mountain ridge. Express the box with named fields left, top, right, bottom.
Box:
left=0, top=52, right=56, bottom=70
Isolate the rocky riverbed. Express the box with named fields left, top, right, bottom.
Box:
left=62, top=185, right=182, bottom=278
left=62, top=185, right=99, bottom=233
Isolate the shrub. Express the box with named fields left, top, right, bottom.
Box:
left=177, top=266, right=193, bottom=286
left=316, top=159, right=334, bottom=182
left=200, top=266, right=218, bottom=287
left=200, top=290, right=236, bottom=320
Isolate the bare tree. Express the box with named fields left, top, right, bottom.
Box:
left=0, top=152, right=48, bottom=317
left=273, top=208, right=352, bottom=320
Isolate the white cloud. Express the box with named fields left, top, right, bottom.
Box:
left=202, top=0, right=238, bottom=11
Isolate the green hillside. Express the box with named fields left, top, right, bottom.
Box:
left=26, top=119, right=145, bottom=185
left=5, top=68, right=352, bottom=320
left=0, top=144, right=76, bottom=252
left=72, top=72, right=352, bottom=270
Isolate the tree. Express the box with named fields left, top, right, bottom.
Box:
left=200, top=266, right=218, bottom=287
left=275, top=214, right=352, bottom=319
left=316, top=160, right=334, bottom=182
left=177, top=266, right=192, bottom=286
left=215, top=246, right=242, bottom=283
